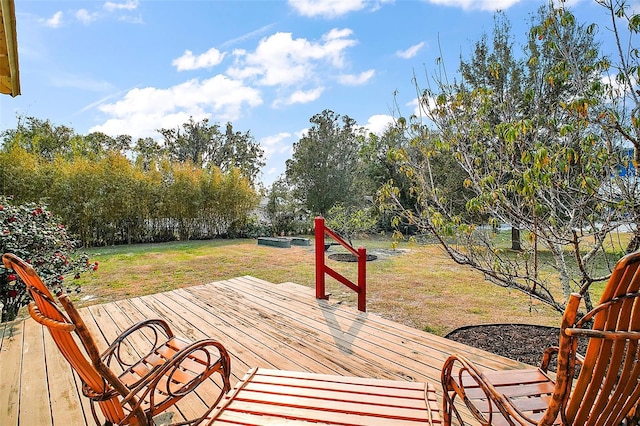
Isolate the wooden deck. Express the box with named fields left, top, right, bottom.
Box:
left=0, top=276, right=534, bottom=425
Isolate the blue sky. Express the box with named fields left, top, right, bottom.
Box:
left=0, top=0, right=625, bottom=186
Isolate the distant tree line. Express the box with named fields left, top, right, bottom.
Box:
left=0, top=116, right=262, bottom=246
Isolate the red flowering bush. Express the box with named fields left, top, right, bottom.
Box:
left=0, top=196, right=93, bottom=322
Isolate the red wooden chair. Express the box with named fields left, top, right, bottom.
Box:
left=2, top=253, right=231, bottom=426
left=441, top=251, right=640, bottom=425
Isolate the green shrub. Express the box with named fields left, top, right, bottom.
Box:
left=0, top=196, right=95, bottom=322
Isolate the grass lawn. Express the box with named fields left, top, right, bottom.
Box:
left=68, top=236, right=567, bottom=336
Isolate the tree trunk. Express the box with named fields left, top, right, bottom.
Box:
left=626, top=231, right=640, bottom=254
left=511, top=226, right=522, bottom=251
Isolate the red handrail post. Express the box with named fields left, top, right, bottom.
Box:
left=315, top=217, right=328, bottom=300
left=357, top=247, right=367, bottom=312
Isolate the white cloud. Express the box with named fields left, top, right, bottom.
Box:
left=288, top=0, right=394, bottom=17
left=338, top=69, right=375, bottom=85
left=275, top=87, right=325, bottom=107
left=80, top=90, right=130, bottom=113
left=371, top=0, right=396, bottom=11
left=118, top=14, right=144, bottom=24
left=94, top=111, right=205, bottom=141
left=396, top=42, right=425, bottom=59
left=42, top=11, right=64, bottom=28
left=408, top=98, right=421, bottom=117
left=424, top=0, right=521, bottom=11
left=76, top=9, right=99, bottom=25
left=67, top=1, right=140, bottom=25
left=601, top=72, right=638, bottom=98
left=227, top=29, right=357, bottom=87
left=103, top=0, right=139, bottom=12
left=260, top=132, right=296, bottom=186
left=322, top=29, right=358, bottom=67
left=288, top=0, right=367, bottom=17
left=406, top=96, right=436, bottom=124
left=90, top=76, right=262, bottom=139
left=173, top=48, right=226, bottom=71
left=261, top=132, right=293, bottom=158
left=363, top=114, right=394, bottom=135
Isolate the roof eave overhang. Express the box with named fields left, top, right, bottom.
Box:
left=0, top=0, right=19, bottom=97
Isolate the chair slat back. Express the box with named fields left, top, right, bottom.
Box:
left=1, top=254, right=126, bottom=424
left=566, top=252, right=640, bottom=426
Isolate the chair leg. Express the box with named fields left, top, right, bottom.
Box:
left=443, top=391, right=467, bottom=426
left=89, top=400, right=108, bottom=426
left=443, top=392, right=452, bottom=425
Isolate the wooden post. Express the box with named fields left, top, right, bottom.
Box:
left=315, top=217, right=327, bottom=300
left=357, top=247, right=366, bottom=312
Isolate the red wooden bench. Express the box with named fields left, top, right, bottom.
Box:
left=208, top=367, right=441, bottom=425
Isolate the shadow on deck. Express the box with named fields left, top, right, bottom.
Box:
left=0, top=276, right=531, bottom=425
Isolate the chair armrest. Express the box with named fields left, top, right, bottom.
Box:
left=123, top=338, right=231, bottom=413
left=540, top=346, right=559, bottom=372
left=101, top=319, right=175, bottom=368
left=565, top=327, right=640, bottom=341
left=442, top=354, right=533, bottom=425
left=540, top=344, right=585, bottom=373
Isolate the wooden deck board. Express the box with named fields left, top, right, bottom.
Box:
left=0, top=320, right=22, bottom=426
left=218, top=277, right=520, bottom=374
left=43, top=330, right=88, bottom=426
left=20, top=318, right=52, bottom=426
left=0, top=276, right=534, bottom=425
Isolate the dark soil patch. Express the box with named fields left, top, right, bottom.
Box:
left=328, top=253, right=378, bottom=262
left=445, top=323, right=588, bottom=370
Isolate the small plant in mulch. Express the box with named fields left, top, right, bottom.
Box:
left=0, top=196, right=96, bottom=322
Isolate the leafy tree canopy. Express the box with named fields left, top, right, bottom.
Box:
left=158, top=117, right=265, bottom=185
left=384, top=2, right=637, bottom=314
left=286, top=109, right=364, bottom=217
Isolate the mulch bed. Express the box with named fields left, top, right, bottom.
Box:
left=445, top=323, right=588, bottom=370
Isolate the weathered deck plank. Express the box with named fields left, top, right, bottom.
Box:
left=0, top=276, right=534, bottom=425
left=43, top=330, right=87, bottom=426
left=0, top=320, right=22, bottom=426
left=20, top=318, right=52, bottom=425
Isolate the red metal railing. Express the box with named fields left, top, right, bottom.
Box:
left=315, top=216, right=367, bottom=312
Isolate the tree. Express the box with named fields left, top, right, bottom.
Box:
left=1, top=116, right=77, bottom=161
left=0, top=145, right=44, bottom=204
left=384, top=3, right=623, bottom=314
left=359, top=127, right=415, bottom=224
left=134, top=137, right=165, bottom=171
left=164, top=162, right=203, bottom=241
left=460, top=13, right=527, bottom=250
left=265, top=176, right=304, bottom=235
left=158, top=117, right=265, bottom=185
left=591, top=0, right=640, bottom=252
left=217, top=122, right=265, bottom=185
left=325, top=203, right=378, bottom=247
left=0, top=115, right=262, bottom=246
left=160, top=117, right=218, bottom=167
left=286, top=109, right=363, bottom=217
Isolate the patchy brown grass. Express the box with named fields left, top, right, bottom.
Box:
left=324, top=245, right=561, bottom=335
left=68, top=238, right=564, bottom=336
